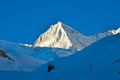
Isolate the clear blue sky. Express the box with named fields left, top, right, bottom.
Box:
left=0, top=0, right=120, bottom=44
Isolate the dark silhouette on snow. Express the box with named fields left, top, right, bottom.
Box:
left=0, top=49, right=15, bottom=62
left=47, top=64, right=55, bottom=73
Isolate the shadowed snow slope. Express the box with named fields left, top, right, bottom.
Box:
left=36, top=33, right=120, bottom=80
left=0, top=40, right=46, bottom=71
left=0, top=40, right=75, bottom=71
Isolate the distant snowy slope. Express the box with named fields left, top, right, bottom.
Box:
left=0, top=40, right=75, bottom=71
left=0, top=40, right=46, bottom=71
left=36, top=33, right=120, bottom=80
left=91, top=27, right=120, bottom=42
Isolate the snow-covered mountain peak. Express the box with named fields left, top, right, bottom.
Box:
left=50, top=21, right=66, bottom=30
left=57, top=21, right=62, bottom=26
left=34, top=21, right=120, bottom=51
left=51, top=21, right=71, bottom=30
left=34, top=22, right=91, bottom=50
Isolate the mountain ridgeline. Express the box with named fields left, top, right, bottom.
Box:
left=34, top=21, right=120, bottom=50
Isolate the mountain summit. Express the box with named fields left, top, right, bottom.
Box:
left=34, top=21, right=91, bottom=50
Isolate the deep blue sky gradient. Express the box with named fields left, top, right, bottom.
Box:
left=0, top=0, right=120, bottom=44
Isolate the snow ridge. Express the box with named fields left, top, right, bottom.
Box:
left=91, top=27, right=120, bottom=42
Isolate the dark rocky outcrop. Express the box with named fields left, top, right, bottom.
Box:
left=47, top=64, right=55, bottom=73
left=0, top=49, right=15, bottom=62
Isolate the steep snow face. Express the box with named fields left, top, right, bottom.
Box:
left=36, top=33, right=120, bottom=80
left=34, top=21, right=91, bottom=50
